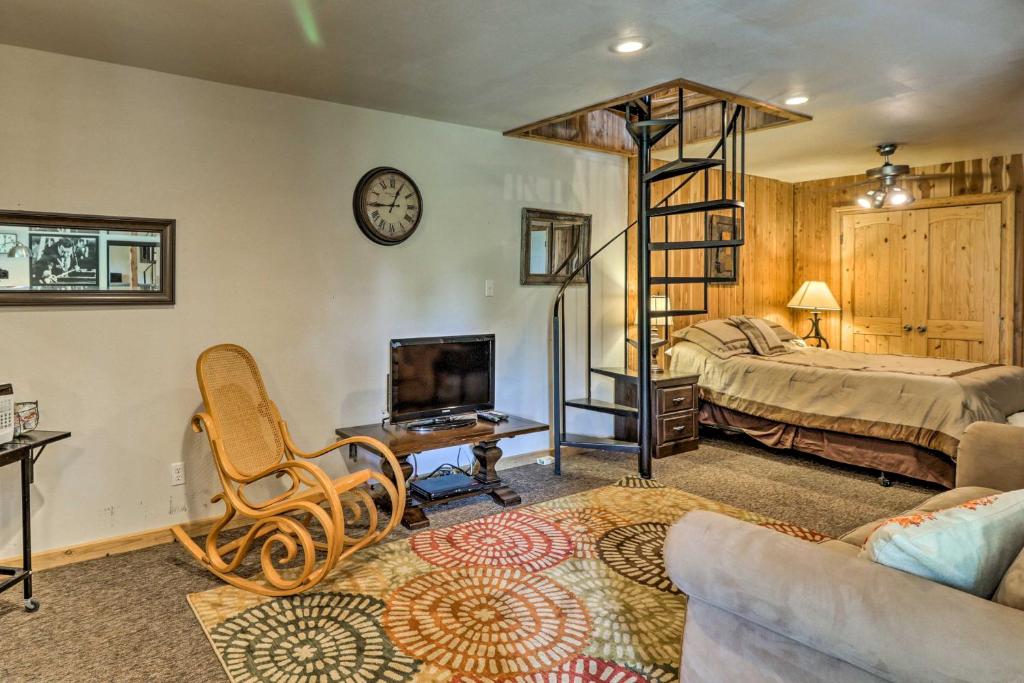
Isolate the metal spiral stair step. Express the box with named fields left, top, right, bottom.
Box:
left=626, top=118, right=679, bottom=146
left=644, top=157, right=724, bottom=184
left=564, top=397, right=638, bottom=418
left=560, top=433, right=641, bottom=454
left=647, top=198, right=744, bottom=218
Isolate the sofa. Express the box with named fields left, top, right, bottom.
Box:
left=665, top=421, right=1024, bottom=683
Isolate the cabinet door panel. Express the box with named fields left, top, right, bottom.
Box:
left=920, top=205, right=1002, bottom=362
left=840, top=212, right=909, bottom=354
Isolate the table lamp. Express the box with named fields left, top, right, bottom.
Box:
left=631, top=294, right=672, bottom=373
left=787, top=280, right=840, bottom=348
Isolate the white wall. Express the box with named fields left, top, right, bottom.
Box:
left=0, top=45, right=626, bottom=556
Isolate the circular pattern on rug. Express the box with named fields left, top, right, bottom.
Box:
left=209, top=592, right=420, bottom=683
left=410, top=511, right=573, bottom=571
left=548, top=558, right=686, bottom=665
left=597, top=522, right=678, bottom=593
left=529, top=506, right=630, bottom=559
left=758, top=521, right=829, bottom=543
left=384, top=566, right=590, bottom=677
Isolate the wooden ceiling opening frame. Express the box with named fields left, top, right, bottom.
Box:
left=503, top=78, right=811, bottom=156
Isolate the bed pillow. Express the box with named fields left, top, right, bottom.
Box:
left=859, top=489, right=1024, bottom=598
left=729, top=315, right=788, bottom=356
left=767, top=320, right=799, bottom=341
left=673, top=319, right=752, bottom=359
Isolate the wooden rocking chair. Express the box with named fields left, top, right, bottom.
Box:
left=171, top=343, right=406, bottom=596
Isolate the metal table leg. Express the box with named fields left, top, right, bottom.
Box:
left=22, top=452, right=38, bottom=612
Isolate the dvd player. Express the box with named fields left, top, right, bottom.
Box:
left=410, top=473, right=485, bottom=501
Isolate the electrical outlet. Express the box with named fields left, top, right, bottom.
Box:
left=484, top=279, right=495, bottom=297
left=170, top=462, right=185, bottom=486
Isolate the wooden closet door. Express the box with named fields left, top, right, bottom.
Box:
left=840, top=211, right=910, bottom=354
left=909, top=204, right=1004, bottom=362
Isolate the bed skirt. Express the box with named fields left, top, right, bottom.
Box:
left=699, top=401, right=955, bottom=488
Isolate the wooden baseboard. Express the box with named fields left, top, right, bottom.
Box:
left=0, top=448, right=552, bottom=573
left=0, top=513, right=247, bottom=572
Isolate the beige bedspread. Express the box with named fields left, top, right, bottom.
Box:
left=670, top=342, right=1024, bottom=458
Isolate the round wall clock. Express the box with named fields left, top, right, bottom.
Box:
left=352, top=167, right=423, bottom=245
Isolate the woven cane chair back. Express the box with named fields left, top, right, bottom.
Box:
left=197, top=344, right=285, bottom=477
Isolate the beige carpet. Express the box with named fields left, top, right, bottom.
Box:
left=0, top=434, right=938, bottom=682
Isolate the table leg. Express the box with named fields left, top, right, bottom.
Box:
left=21, top=453, right=38, bottom=612
left=473, top=440, right=521, bottom=507
left=379, top=454, right=429, bottom=530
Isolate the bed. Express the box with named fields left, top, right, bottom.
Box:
left=669, top=318, right=1024, bottom=487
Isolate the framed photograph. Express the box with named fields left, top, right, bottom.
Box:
left=30, top=233, right=100, bottom=288
left=705, top=214, right=740, bottom=283
left=0, top=232, right=16, bottom=255
left=0, top=210, right=175, bottom=306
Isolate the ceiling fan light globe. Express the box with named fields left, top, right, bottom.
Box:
left=856, top=196, right=872, bottom=208
left=889, top=190, right=909, bottom=206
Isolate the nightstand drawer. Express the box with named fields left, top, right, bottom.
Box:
left=656, top=385, right=695, bottom=414
left=657, top=411, right=695, bottom=444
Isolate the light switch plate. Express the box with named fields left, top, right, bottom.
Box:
left=484, top=279, right=495, bottom=297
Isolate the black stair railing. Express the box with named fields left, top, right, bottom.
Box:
left=551, top=96, right=746, bottom=478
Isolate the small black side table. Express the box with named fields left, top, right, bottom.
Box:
left=0, top=430, right=70, bottom=612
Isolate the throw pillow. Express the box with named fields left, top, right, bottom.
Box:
left=859, top=489, right=1024, bottom=598
left=993, top=547, right=1024, bottom=610
left=673, top=319, right=752, bottom=359
left=729, top=315, right=789, bottom=356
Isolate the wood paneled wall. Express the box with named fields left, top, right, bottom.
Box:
left=793, top=154, right=1023, bottom=364
left=626, top=157, right=796, bottom=366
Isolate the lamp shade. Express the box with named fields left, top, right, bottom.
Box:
left=787, top=280, right=840, bottom=311
left=635, top=294, right=673, bottom=324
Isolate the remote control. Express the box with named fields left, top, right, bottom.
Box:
left=477, top=410, right=508, bottom=423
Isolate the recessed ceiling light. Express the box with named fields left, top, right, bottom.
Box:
left=784, top=95, right=809, bottom=106
left=613, top=40, right=646, bottom=54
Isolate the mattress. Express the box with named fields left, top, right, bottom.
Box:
left=669, top=342, right=1024, bottom=458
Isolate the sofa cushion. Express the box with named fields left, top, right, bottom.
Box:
left=729, top=315, right=788, bottom=356
left=994, top=547, right=1024, bottom=610
left=859, top=489, right=1024, bottom=597
left=839, top=486, right=1002, bottom=547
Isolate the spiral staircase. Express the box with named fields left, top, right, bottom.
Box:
left=549, top=87, right=748, bottom=478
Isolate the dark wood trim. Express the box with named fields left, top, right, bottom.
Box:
left=0, top=209, right=175, bottom=306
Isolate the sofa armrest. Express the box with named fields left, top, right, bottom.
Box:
left=956, top=421, right=1024, bottom=490
left=666, top=512, right=1024, bottom=683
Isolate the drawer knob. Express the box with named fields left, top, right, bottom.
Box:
left=672, top=425, right=688, bottom=432
left=671, top=397, right=686, bottom=404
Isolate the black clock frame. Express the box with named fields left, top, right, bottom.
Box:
left=352, top=166, right=423, bottom=246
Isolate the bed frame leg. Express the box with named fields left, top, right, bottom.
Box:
left=877, top=471, right=893, bottom=488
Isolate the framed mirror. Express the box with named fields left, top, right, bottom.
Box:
left=0, top=210, right=175, bottom=305
left=520, top=208, right=591, bottom=286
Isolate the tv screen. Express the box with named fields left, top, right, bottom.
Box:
left=389, top=334, right=495, bottom=422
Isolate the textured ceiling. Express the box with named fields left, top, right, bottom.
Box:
left=1, top=0, right=1021, bottom=181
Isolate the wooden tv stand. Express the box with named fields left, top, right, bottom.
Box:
left=335, top=415, right=547, bottom=530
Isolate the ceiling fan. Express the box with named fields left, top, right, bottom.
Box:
left=826, top=143, right=948, bottom=208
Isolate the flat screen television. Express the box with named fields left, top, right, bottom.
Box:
left=388, top=334, right=495, bottom=423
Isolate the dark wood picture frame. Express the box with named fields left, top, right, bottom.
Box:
left=520, top=208, right=591, bottom=286
left=705, top=214, right=739, bottom=284
left=0, top=209, right=175, bottom=306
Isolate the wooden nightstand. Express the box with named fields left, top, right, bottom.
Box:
left=600, top=367, right=700, bottom=459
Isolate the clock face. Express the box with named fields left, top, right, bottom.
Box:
left=353, top=167, right=423, bottom=245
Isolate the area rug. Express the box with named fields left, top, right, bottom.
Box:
left=188, top=477, right=828, bottom=682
